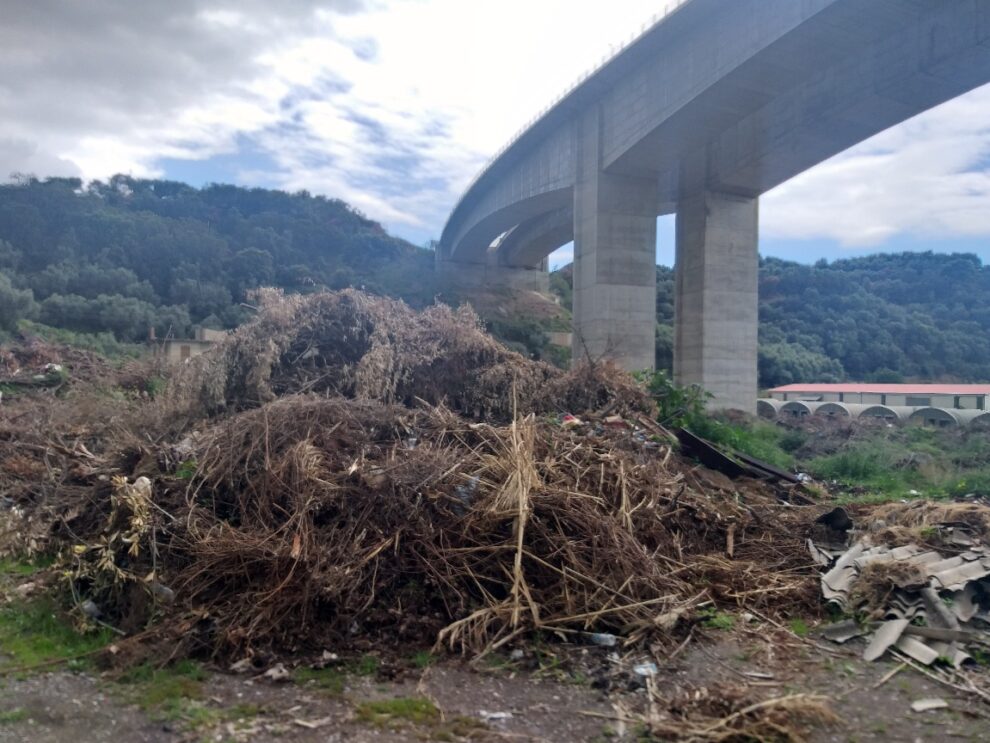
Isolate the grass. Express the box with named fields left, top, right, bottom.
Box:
left=686, top=416, right=795, bottom=470
left=117, top=660, right=208, bottom=711
left=293, top=665, right=347, bottom=695
left=354, top=653, right=379, bottom=676
left=292, top=653, right=380, bottom=695
left=16, top=319, right=143, bottom=360
left=410, top=650, right=435, bottom=669
left=700, top=609, right=736, bottom=630
left=355, top=697, right=440, bottom=728
left=0, top=708, right=29, bottom=724
left=0, top=555, right=55, bottom=577
left=789, top=618, right=811, bottom=637
left=0, top=597, right=112, bottom=672
left=113, top=660, right=260, bottom=731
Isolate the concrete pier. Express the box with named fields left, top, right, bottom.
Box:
left=674, top=191, right=758, bottom=412
left=572, top=109, right=657, bottom=371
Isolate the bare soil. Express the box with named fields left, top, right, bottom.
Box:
left=2, top=635, right=987, bottom=742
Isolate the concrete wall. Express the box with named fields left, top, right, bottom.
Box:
left=159, top=339, right=213, bottom=365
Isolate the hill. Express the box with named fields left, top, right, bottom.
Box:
left=0, top=175, right=439, bottom=343
left=3, top=175, right=990, bottom=388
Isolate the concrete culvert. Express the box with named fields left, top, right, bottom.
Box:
left=779, top=401, right=821, bottom=419
left=859, top=405, right=917, bottom=423
left=757, top=399, right=783, bottom=419
left=969, top=412, right=990, bottom=429
left=909, top=407, right=960, bottom=428
left=815, top=402, right=852, bottom=419
left=951, top=409, right=990, bottom=428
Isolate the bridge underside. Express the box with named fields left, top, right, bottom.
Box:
left=439, top=0, right=990, bottom=412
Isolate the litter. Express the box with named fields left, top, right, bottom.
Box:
left=633, top=661, right=659, bottom=677
left=910, top=698, right=948, bottom=713
left=813, top=505, right=990, bottom=666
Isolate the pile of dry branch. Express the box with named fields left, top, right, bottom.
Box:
left=3, top=290, right=817, bottom=662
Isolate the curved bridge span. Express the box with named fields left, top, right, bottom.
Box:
left=439, top=0, right=990, bottom=411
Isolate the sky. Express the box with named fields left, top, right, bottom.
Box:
left=3, top=0, right=990, bottom=269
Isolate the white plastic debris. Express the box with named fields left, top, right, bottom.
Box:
left=588, top=632, right=618, bottom=647
left=262, top=663, right=291, bottom=682
left=633, top=661, right=658, bottom=677
left=480, top=711, right=512, bottom=722
left=911, top=698, right=948, bottom=713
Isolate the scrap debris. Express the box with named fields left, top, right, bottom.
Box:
left=812, top=504, right=990, bottom=667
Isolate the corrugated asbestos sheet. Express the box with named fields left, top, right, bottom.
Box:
left=812, top=533, right=990, bottom=666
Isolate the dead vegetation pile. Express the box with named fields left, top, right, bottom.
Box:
left=622, top=683, right=836, bottom=742
left=4, top=290, right=818, bottom=663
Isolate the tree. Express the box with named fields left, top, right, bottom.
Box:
left=0, top=272, right=36, bottom=331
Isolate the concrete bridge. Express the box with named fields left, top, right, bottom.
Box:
left=438, top=0, right=990, bottom=411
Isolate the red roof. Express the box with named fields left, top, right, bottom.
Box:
left=769, top=384, right=990, bottom=394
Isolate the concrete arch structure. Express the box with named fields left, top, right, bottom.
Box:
left=815, top=402, right=853, bottom=419
left=860, top=405, right=918, bottom=423
left=952, top=409, right=990, bottom=427
left=439, top=0, right=990, bottom=412
left=909, top=408, right=961, bottom=428
left=780, top=401, right=823, bottom=419
left=757, top=398, right=783, bottom=419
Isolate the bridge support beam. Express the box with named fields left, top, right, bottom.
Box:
left=572, top=112, right=657, bottom=371
left=434, top=258, right=549, bottom=293
left=674, top=190, right=758, bottom=413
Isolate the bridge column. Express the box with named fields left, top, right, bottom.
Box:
left=674, top=190, right=758, bottom=412
left=572, top=111, right=657, bottom=370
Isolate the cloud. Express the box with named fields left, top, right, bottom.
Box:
left=0, top=138, right=80, bottom=180
left=0, top=0, right=369, bottom=182
left=763, top=84, right=990, bottom=247
left=0, top=0, right=664, bottom=242
left=8, top=0, right=990, bottom=253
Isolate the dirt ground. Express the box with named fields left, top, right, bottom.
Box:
left=1, top=633, right=987, bottom=742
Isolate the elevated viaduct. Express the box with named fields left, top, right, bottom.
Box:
left=438, top=0, right=990, bottom=411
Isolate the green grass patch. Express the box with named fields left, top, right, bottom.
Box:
left=0, top=554, right=54, bottom=577
left=112, top=660, right=256, bottom=731
left=686, top=416, right=795, bottom=470
left=788, top=618, right=811, bottom=637
left=700, top=609, right=736, bottom=631
left=117, top=659, right=207, bottom=710
left=353, top=653, right=379, bottom=676
left=0, top=708, right=29, bottom=724
left=0, top=597, right=112, bottom=671
left=17, top=320, right=144, bottom=360
left=174, top=459, right=197, bottom=480
left=355, top=697, right=440, bottom=728
left=410, top=650, right=435, bottom=669
left=292, top=665, right=347, bottom=695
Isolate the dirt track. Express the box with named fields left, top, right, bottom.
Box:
left=2, top=637, right=987, bottom=743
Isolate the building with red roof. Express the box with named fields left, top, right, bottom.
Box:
left=767, top=384, right=990, bottom=410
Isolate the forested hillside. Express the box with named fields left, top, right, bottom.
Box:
left=553, top=251, right=990, bottom=387
left=4, top=175, right=990, bottom=388
left=0, top=176, right=437, bottom=343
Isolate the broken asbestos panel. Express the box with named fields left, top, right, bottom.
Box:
left=813, top=533, right=990, bottom=665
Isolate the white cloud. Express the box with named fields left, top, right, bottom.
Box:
left=763, top=84, right=990, bottom=247
left=5, top=0, right=990, bottom=251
